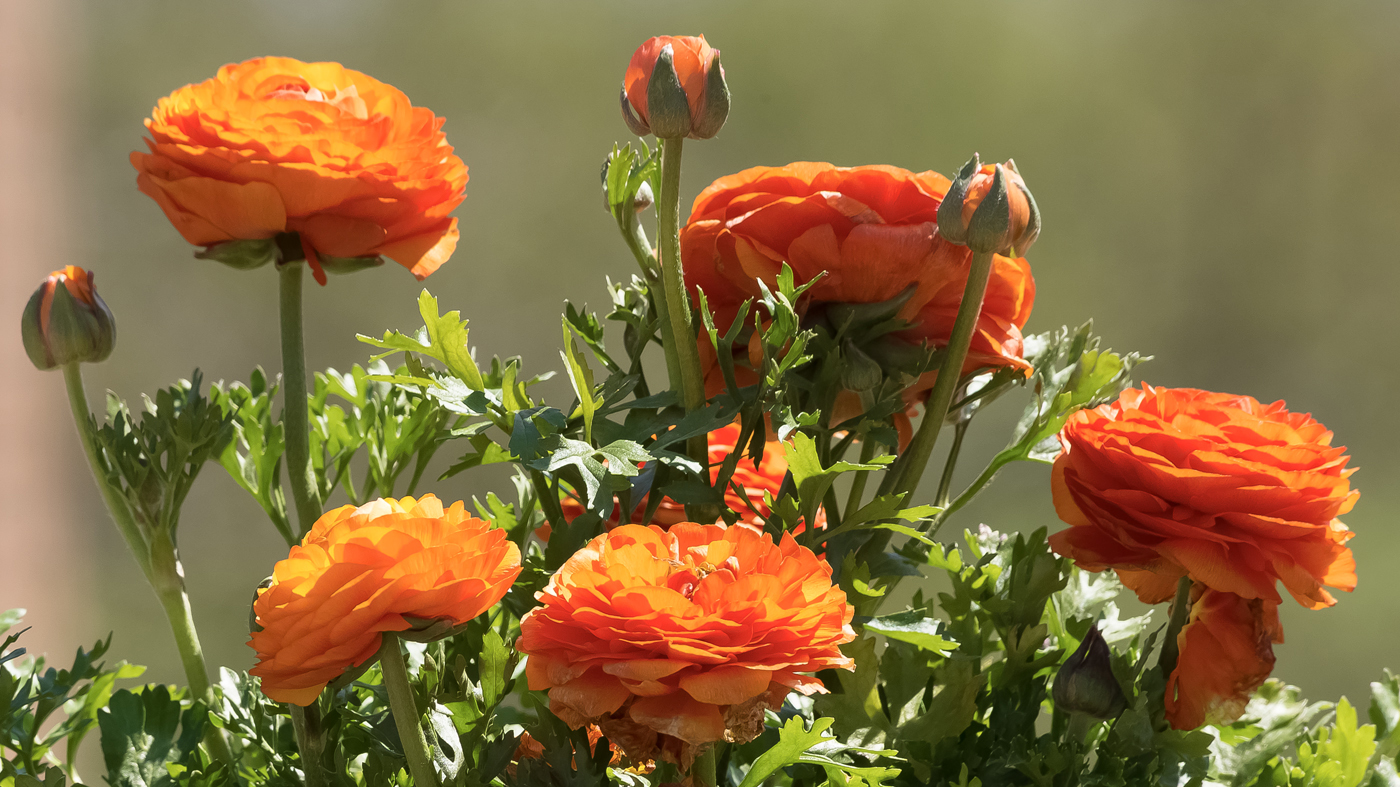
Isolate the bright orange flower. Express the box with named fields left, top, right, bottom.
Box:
left=552, top=423, right=818, bottom=534
left=1165, top=587, right=1282, bottom=730
left=132, top=57, right=467, bottom=284
left=1049, top=384, right=1357, bottom=728
left=1050, top=384, right=1357, bottom=610
left=622, top=36, right=728, bottom=140
left=248, top=494, right=520, bottom=706
left=682, top=162, right=1035, bottom=408
left=517, top=523, right=854, bottom=766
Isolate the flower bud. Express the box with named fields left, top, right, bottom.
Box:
left=21, top=266, right=116, bottom=371
left=840, top=340, right=884, bottom=393
left=1052, top=625, right=1128, bottom=719
left=621, top=35, right=730, bottom=140
left=937, top=155, right=1040, bottom=256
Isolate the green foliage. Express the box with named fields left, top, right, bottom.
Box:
left=91, top=371, right=231, bottom=540
left=0, top=612, right=145, bottom=784
left=361, top=290, right=484, bottom=390
left=211, top=368, right=291, bottom=545
left=98, top=685, right=221, bottom=787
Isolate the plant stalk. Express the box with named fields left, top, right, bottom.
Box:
left=379, top=634, right=440, bottom=787
left=691, top=745, right=718, bottom=787
left=656, top=136, right=708, bottom=466
left=935, top=420, right=971, bottom=508
left=1158, top=576, right=1194, bottom=681
left=291, top=704, right=329, bottom=787
left=279, top=263, right=322, bottom=536
left=61, top=363, right=233, bottom=766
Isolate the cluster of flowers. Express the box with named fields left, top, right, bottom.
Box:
left=22, top=33, right=1358, bottom=777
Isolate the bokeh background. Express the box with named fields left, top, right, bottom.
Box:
left=3, top=0, right=1397, bottom=743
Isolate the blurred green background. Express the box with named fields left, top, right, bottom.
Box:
left=6, top=0, right=1397, bottom=732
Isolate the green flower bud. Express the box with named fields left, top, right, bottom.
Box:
left=21, top=266, right=116, bottom=371
left=840, top=340, right=884, bottom=393
left=621, top=35, right=729, bottom=140
left=1052, top=625, right=1128, bottom=719
left=937, top=154, right=1041, bottom=256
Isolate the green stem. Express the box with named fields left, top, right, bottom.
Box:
left=881, top=249, right=995, bottom=499
left=379, top=634, right=440, bottom=787
left=928, top=456, right=1006, bottom=533
left=279, top=263, right=321, bottom=536
left=62, top=364, right=150, bottom=577
left=934, top=420, right=971, bottom=508
left=290, top=704, right=329, bottom=787
left=1158, top=576, right=1194, bottom=681
left=63, top=364, right=233, bottom=766
left=691, top=745, right=718, bottom=787
left=844, top=439, right=879, bottom=520
left=656, top=137, right=708, bottom=464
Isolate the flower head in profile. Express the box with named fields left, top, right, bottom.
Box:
left=682, top=162, right=1035, bottom=428
left=518, top=523, right=854, bottom=766
left=132, top=57, right=468, bottom=284
left=1049, top=384, right=1357, bottom=727
left=248, top=494, right=520, bottom=705
left=21, top=266, right=116, bottom=370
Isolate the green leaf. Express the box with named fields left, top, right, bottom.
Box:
left=1312, top=698, right=1376, bottom=787
left=865, top=610, right=957, bottom=655
left=359, top=289, right=484, bottom=389
left=738, top=716, right=837, bottom=787
left=784, top=432, right=891, bottom=533
left=560, top=319, right=602, bottom=443
left=98, top=686, right=205, bottom=787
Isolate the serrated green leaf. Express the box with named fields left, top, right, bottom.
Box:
left=865, top=610, right=957, bottom=655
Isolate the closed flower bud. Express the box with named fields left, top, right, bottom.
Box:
left=21, top=266, right=116, bottom=371
left=840, top=340, right=884, bottom=393
left=621, top=35, right=730, bottom=140
left=937, top=155, right=1040, bottom=256
left=1052, top=625, right=1128, bottom=719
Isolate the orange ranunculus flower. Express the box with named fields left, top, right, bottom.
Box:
left=552, top=422, right=818, bottom=536
left=248, top=494, right=520, bottom=705
left=621, top=36, right=728, bottom=140
left=938, top=159, right=1040, bottom=256
left=1049, top=384, right=1357, bottom=610
left=682, top=162, right=1035, bottom=401
left=517, top=523, right=854, bottom=766
left=132, top=57, right=467, bottom=285
left=1165, top=587, right=1282, bottom=730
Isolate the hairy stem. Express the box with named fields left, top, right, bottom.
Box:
left=656, top=137, right=708, bottom=466
left=379, top=634, right=440, bottom=787
left=1158, top=576, right=1194, bottom=682
left=290, top=704, right=329, bottom=787
left=63, top=364, right=233, bottom=765
left=279, top=263, right=322, bottom=536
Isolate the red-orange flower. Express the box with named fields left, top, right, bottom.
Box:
left=1165, top=587, right=1282, bottom=730
left=248, top=495, right=520, bottom=705
left=1049, top=384, right=1357, bottom=727
left=682, top=162, right=1035, bottom=401
left=517, top=523, right=854, bottom=765
left=132, top=57, right=467, bottom=285
left=621, top=36, right=728, bottom=140
left=553, top=423, right=816, bottom=534
left=1050, top=385, right=1357, bottom=609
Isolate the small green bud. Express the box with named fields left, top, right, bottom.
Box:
left=1052, top=625, right=1128, bottom=719
left=840, top=340, right=884, bottom=393
left=194, top=238, right=278, bottom=271
left=21, top=266, right=116, bottom=371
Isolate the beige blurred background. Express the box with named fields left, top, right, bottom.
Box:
left=3, top=0, right=1396, bottom=727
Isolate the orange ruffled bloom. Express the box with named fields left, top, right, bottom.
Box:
left=132, top=57, right=467, bottom=285
left=1166, top=587, right=1282, bottom=730
left=248, top=495, right=520, bottom=705
left=554, top=423, right=817, bottom=533
left=682, top=162, right=1035, bottom=397
left=1049, top=384, right=1357, bottom=728
left=518, top=523, right=854, bottom=764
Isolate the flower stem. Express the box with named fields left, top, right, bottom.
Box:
left=61, top=363, right=234, bottom=766
left=278, top=263, right=321, bottom=536
left=290, top=704, right=328, bottom=787
left=656, top=136, right=708, bottom=466
left=62, top=363, right=150, bottom=577
left=882, top=249, right=995, bottom=500
left=934, top=420, right=971, bottom=508
left=379, top=634, right=439, bottom=787
left=1158, top=576, right=1194, bottom=681
left=691, top=745, right=718, bottom=787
